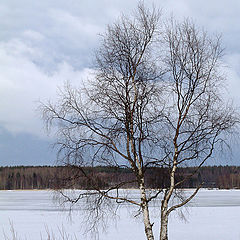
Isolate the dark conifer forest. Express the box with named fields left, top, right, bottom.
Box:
left=1, top=166, right=240, bottom=190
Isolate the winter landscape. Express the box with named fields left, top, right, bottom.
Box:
left=1, top=1, right=240, bottom=240
left=1, top=189, right=240, bottom=240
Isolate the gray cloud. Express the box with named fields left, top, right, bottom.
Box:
left=0, top=0, right=239, bottom=165
left=0, top=127, right=56, bottom=166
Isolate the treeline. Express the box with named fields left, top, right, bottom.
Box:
left=1, top=165, right=240, bottom=190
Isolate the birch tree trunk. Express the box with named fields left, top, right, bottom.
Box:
left=140, top=181, right=154, bottom=240
left=159, top=202, right=168, bottom=240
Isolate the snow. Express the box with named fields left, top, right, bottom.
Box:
left=1, top=189, right=240, bottom=239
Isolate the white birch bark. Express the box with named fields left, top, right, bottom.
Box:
left=160, top=204, right=168, bottom=240
left=140, top=181, right=154, bottom=240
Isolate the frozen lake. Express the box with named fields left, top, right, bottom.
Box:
left=1, top=189, right=240, bottom=239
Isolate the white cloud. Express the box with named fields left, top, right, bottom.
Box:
left=0, top=38, right=93, bottom=137
left=223, top=54, right=240, bottom=103
left=22, top=30, right=45, bottom=41
left=49, top=9, right=103, bottom=37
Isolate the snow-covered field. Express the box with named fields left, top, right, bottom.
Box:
left=1, top=189, right=240, bottom=240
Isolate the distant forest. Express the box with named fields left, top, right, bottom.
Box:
left=1, top=166, right=240, bottom=190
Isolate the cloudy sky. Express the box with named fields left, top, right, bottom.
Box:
left=0, top=0, right=240, bottom=166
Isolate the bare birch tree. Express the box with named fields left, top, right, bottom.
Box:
left=40, top=3, right=238, bottom=240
